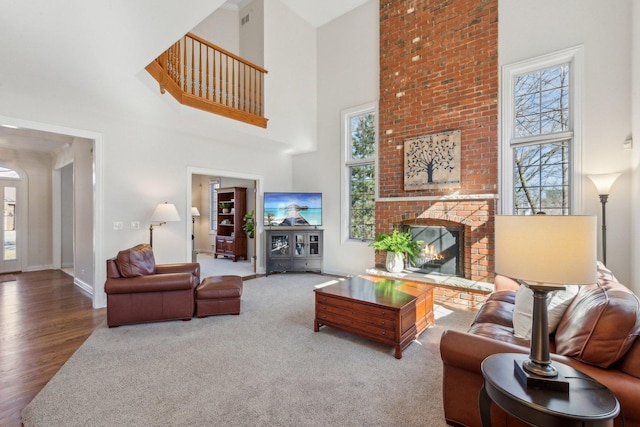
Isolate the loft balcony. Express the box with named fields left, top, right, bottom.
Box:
left=146, top=32, right=268, bottom=128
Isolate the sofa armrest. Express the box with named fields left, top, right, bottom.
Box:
left=155, top=262, right=200, bottom=279
left=440, top=329, right=529, bottom=372
left=105, top=272, right=195, bottom=295
left=494, top=274, right=520, bottom=292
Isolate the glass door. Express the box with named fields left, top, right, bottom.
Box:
left=294, top=233, right=306, bottom=257
left=269, top=234, right=290, bottom=258
left=1, top=183, right=19, bottom=272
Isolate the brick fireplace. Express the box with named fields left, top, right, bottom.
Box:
left=376, top=0, right=499, bottom=283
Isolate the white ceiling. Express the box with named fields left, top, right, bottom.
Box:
left=0, top=126, right=74, bottom=155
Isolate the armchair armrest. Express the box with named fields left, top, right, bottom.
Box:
left=155, top=262, right=200, bottom=278
left=105, top=272, right=195, bottom=295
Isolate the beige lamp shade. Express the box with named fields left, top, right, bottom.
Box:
left=587, top=173, right=621, bottom=195
left=151, top=202, right=180, bottom=223
left=191, top=207, right=201, bottom=217
left=495, top=215, right=597, bottom=286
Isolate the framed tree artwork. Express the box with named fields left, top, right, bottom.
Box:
left=404, top=130, right=461, bottom=190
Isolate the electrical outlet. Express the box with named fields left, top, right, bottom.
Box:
left=131, top=221, right=140, bottom=230
left=113, top=221, right=123, bottom=230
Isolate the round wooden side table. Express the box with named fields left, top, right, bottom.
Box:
left=480, top=353, right=619, bottom=427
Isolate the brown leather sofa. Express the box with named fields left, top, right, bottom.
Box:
left=104, top=244, right=200, bottom=327
left=440, top=263, right=640, bottom=427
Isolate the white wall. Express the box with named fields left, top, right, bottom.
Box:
left=499, top=0, right=634, bottom=288
left=293, top=0, right=379, bottom=276
left=60, top=163, right=73, bottom=268
left=632, top=2, right=640, bottom=292
left=191, top=6, right=240, bottom=54
left=263, top=0, right=318, bottom=153
left=239, top=0, right=265, bottom=67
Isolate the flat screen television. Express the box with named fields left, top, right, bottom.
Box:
left=264, top=192, right=322, bottom=227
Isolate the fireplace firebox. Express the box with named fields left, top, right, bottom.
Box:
left=405, top=225, right=463, bottom=277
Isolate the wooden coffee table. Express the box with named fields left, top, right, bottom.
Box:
left=314, top=275, right=435, bottom=358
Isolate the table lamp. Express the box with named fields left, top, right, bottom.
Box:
left=149, top=202, right=180, bottom=247
left=495, top=215, right=596, bottom=392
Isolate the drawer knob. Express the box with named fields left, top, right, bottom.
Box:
left=381, top=311, right=385, bottom=315
left=381, top=331, right=386, bottom=335
left=381, top=321, right=385, bottom=325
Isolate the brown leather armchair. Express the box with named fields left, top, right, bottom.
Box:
left=104, top=244, right=200, bottom=327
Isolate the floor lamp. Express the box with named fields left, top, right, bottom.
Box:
left=587, top=173, right=621, bottom=266
left=149, top=202, right=180, bottom=247
left=191, top=207, right=200, bottom=262
left=495, top=215, right=596, bottom=392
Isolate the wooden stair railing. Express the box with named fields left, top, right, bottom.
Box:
left=146, top=32, right=268, bottom=128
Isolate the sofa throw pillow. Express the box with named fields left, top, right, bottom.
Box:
left=555, top=279, right=640, bottom=368
left=116, top=244, right=156, bottom=277
left=513, top=284, right=579, bottom=340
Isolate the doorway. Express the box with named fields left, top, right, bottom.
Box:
left=0, top=170, right=21, bottom=273
left=0, top=116, right=105, bottom=307
left=188, top=167, right=263, bottom=277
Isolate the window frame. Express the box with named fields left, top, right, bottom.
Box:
left=341, top=102, right=378, bottom=244
left=209, top=179, right=220, bottom=232
left=500, top=46, right=584, bottom=215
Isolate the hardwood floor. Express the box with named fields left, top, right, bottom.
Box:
left=0, top=270, right=106, bottom=427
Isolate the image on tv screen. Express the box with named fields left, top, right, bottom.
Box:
left=264, top=192, right=322, bottom=226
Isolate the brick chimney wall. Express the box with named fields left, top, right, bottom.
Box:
left=377, top=0, right=499, bottom=282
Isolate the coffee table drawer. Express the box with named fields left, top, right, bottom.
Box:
left=316, top=294, right=396, bottom=320
left=316, top=303, right=396, bottom=330
left=317, top=311, right=397, bottom=340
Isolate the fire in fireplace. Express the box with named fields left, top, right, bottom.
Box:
left=405, top=225, right=463, bottom=277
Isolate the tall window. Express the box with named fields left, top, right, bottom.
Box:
left=502, top=47, right=583, bottom=215
left=209, top=179, right=220, bottom=231
left=342, top=103, right=377, bottom=241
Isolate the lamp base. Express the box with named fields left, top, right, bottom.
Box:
left=514, top=360, right=569, bottom=393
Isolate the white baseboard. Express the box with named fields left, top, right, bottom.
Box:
left=23, top=264, right=55, bottom=272
left=74, top=277, right=93, bottom=295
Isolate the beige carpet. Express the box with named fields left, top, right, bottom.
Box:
left=22, top=273, right=475, bottom=426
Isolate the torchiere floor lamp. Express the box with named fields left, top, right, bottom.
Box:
left=587, top=173, right=621, bottom=266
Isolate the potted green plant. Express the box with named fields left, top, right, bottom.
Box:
left=220, top=201, right=231, bottom=213
left=370, top=230, right=423, bottom=273
left=243, top=210, right=255, bottom=238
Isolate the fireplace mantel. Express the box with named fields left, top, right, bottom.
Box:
left=376, top=193, right=499, bottom=203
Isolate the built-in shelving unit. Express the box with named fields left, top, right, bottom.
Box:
left=214, top=187, right=247, bottom=262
